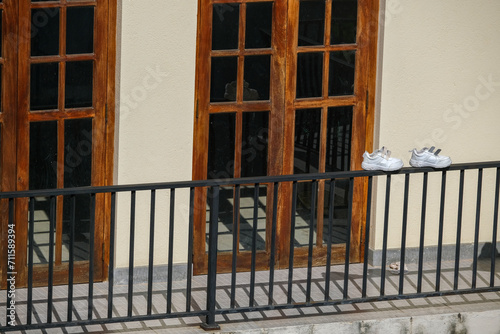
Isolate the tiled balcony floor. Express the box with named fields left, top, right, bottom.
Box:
left=1, top=259, right=500, bottom=333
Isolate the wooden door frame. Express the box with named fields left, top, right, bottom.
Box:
left=0, top=0, right=117, bottom=288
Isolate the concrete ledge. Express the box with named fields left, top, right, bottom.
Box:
left=214, top=309, right=500, bottom=334
left=368, top=242, right=500, bottom=266
left=113, top=264, right=188, bottom=285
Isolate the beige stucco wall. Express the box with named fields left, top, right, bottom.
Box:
left=113, top=0, right=500, bottom=268
left=371, top=0, right=500, bottom=252
left=114, top=0, right=198, bottom=268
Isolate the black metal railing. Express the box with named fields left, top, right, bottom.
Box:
left=1, top=161, right=500, bottom=331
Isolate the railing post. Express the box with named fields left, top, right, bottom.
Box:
left=201, top=186, right=221, bottom=331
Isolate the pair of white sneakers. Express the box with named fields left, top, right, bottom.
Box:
left=362, top=146, right=452, bottom=171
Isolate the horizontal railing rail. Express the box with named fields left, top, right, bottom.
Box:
left=1, top=161, right=500, bottom=331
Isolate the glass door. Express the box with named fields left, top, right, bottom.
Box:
left=194, top=0, right=378, bottom=274
left=12, top=0, right=110, bottom=286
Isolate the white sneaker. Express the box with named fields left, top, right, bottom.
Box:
left=409, top=146, right=451, bottom=168
left=361, top=147, right=404, bottom=171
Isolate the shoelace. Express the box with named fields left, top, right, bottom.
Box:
left=410, top=146, right=442, bottom=156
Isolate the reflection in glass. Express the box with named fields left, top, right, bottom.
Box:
left=212, top=3, right=239, bottom=50
left=207, top=113, right=235, bottom=179
left=296, top=52, right=323, bottom=99
left=31, top=8, right=60, bottom=56
left=65, top=61, right=93, bottom=108
left=294, top=181, right=318, bottom=247
left=323, top=179, right=351, bottom=245
left=243, top=55, right=271, bottom=101
left=298, top=0, right=325, bottom=46
left=205, top=185, right=267, bottom=253
left=210, top=57, right=238, bottom=102
left=245, top=2, right=273, bottom=49
left=329, top=51, right=355, bottom=96
left=29, top=121, right=58, bottom=264
left=63, top=118, right=93, bottom=261
left=30, top=62, right=59, bottom=111
left=326, top=106, right=353, bottom=172
left=67, top=6, right=94, bottom=54
left=331, top=0, right=358, bottom=44
left=241, top=112, right=268, bottom=177
left=294, top=108, right=321, bottom=174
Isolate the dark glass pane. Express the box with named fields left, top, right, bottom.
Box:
left=63, top=118, right=92, bottom=187
left=30, top=62, right=59, bottom=110
left=66, top=7, right=94, bottom=54
left=323, top=178, right=350, bottom=245
left=331, top=0, right=358, bottom=44
left=296, top=52, right=323, bottom=98
left=243, top=55, right=270, bottom=101
left=65, top=61, right=93, bottom=108
left=325, top=106, right=353, bottom=172
left=207, top=113, right=235, bottom=179
left=62, top=118, right=93, bottom=261
left=29, top=121, right=57, bottom=190
left=31, top=8, right=60, bottom=56
left=329, top=50, right=355, bottom=96
left=294, top=108, right=321, bottom=174
left=210, top=57, right=238, bottom=102
left=298, top=0, right=325, bottom=46
left=0, top=66, right=2, bottom=111
left=212, top=4, right=239, bottom=50
left=0, top=12, right=3, bottom=56
left=241, top=112, right=268, bottom=177
left=245, top=2, right=273, bottom=49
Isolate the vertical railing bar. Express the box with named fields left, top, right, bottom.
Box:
left=362, top=176, right=373, bottom=298
left=27, top=197, right=35, bottom=325
left=67, top=195, right=76, bottom=322
left=201, top=186, right=220, bottom=330
left=6, top=198, right=15, bottom=326
left=108, top=192, right=117, bottom=319
left=287, top=181, right=298, bottom=305
left=47, top=195, right=56, bottom=323
left=88, top=193, right=96, bottom=320
left=417, top=172, right=428, bottom=293
left=268, top=182, right=279, bottom=306
left=454, top=170, right=465, bottom=290
left=343, top=177, right=354, bottom=300
left=186, top=187, right=195, bottom=312
left=230, top=185, right=241, bottom=309
left=147, top=189, right=156, bottom=315
left=249, top=184, right=259, bottom=307
left=324, top=179, right=335, bottom=301
left=436, top=170, right=447, bottom=292
left=399, top=174, right=410, bottom=295
left=380, top=175, right=391, bottom=297
left=127, top=191, right=136, bottom=318
left=490, top=168, right=500, bottom=287
left=306, top=180, right=317, bottom=304
left=472, top=168, right=483, bottom=289
left=167, top=188, right=176, bottom=314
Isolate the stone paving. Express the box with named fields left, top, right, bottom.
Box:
left=1, top=258, right=499, bottom=333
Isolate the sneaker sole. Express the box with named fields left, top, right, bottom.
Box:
left=362, top=162, right=403, bottom=172
left=409, top=159, right=451, bottom=168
